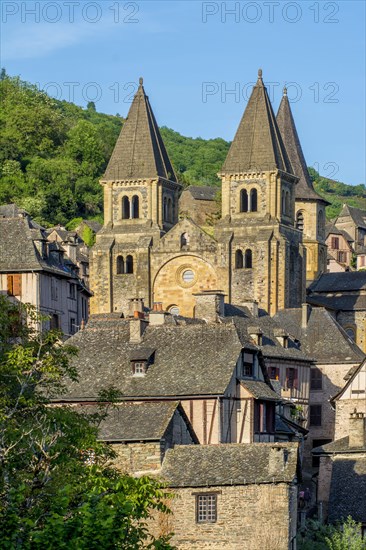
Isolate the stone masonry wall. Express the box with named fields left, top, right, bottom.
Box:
left=112, top=442, right=162, bottom=475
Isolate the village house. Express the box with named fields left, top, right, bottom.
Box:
left=325, top=222, right=354, bottom=272
left=335, top=204, right=366, bottom=270
left=0, top=204, right=91, bottom=336
left=179, top=185, right=219, bottom=227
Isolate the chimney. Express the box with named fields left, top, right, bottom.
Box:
left=302, top=303, right=311, bottom=329
left=193, top=291, right=225, bottom=322
left=128, top=298, right=144, bottom=318
left=247, top=326, right=263, bottom=346
left=349, top=409, right=365, bottom=448
left=274, top=327, right=289, bottom=348
left=268, top=446, right=287, bottom=476
left=129, top=318, right=148, bottom=343
left=242, top=301, right=259, bottom=318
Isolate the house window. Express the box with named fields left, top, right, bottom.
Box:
left=337, top=251, right=346, bottom=263
left=310, top=405, right=322, bottom=426
left=196, top=494, right=217, bottom=523
left=331, top=237, right=339, bottom=250
left=132, top=361, right=146, bottom=376
left=69, top=283, right=76, bottom=299
left=269, top=367, right=280, bottom=380
left=240, top=189, right=248, bottom=212
left=50, top=314, right=59, bottom=330
left=7, top=274, right=21, bottom=296
left=51, top=278, right=58, bottom=301
left=242, top=361, right=253, bottom=377
left=69, top=318, right=76, bottom=334
left=286, top=367, right=298, bottom=390
left=310, top=368, right=322, bottom=390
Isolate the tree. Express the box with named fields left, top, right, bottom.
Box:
left=0, top=296, right=173, bottom=549
left=326, top=517, right=366, bottom=550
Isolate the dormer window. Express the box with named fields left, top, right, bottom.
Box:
left=132, top=361, right=147, bottom=376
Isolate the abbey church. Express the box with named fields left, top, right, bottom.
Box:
left=90, top=70, right=328, bottom=317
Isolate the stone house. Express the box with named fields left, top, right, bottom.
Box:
left=325, top=222, right=354, bottom=271
left=334, top=204, right=366, bottom=269
left=179, top=185, right=219, bottom=227
left=46, top=226, right=90, bottom=288
left=307, top=271, right=366, bottom=352
left=55, top=293, right=287, bottom=446
left=274, top=305, right=365, bottom=469
left=160, top=442, right=299, bottom=550
left=313, top=410, right=366, bottom=530
left=0, top=204, right=91, bottom=336
left=78, top=401, right=198, bottom=475
left=90, top=70, right=329, bottom=320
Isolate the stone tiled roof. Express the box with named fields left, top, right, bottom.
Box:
left=312, top=436, right=366, bottom=454
left=274, top=308, right=365, bottom=364
left=184, top=185, right=217, bottom=201
left=103, top=79, right=177, bottom=182
left=161, top=442, right=299, bottom=487
left=241, top=380, right=280, bottom=401
left=328, top=458, right=366, bottom=523
left=0, top=216, right=77, bottom=278
left=81, top=220, right=102, bottom=233
left=81, top=401, right=192, bottom=442
left=338, top=204, right=366, bottom=230
left=224, top=305, right=312, bottom=362
left=276, top=91, right=327, bottom=203
left=308, top=272, right=366, bottom=293
left=221, top=71, right=293, bottom=174
left=0, top=203, right=28, bottom=218
left=307, top=294, right=366, bottom=312
left=57, top=315, right=251, bottom=401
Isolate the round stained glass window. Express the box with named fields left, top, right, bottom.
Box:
left=182, top=269, right=195, bottom=283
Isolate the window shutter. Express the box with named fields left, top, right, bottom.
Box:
left=7, top=275, right=13, bottom=295
left=294, top=368, right=299, bottom=390
left=13, top=274, right=22, bottom=296
left=285, top=367, right=290, bottom=388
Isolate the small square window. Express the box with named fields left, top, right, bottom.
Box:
left=132, top=361, right=146, bottom=376
left=242, top=362, right=253, bottom=377
left=196, top=494, right=217, bottom=523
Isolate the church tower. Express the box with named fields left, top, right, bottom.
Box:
left=216, top=70, right=306, bottom=314
left=90, top=78, right=181, bottom=314
left=276, top=87, right=328, bottom=283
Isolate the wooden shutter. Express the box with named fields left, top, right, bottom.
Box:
left=293, top=368, right=299, bottom=390
left=7, top=275, right=13, bottom=295
left=13, top=274, right=22, bottom=296
left=285, top=367, right=290, bottom=389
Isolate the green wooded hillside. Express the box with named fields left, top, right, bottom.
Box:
left=0, top=73, right=364, bottom=227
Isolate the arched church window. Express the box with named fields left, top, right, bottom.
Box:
left=296, top=211, right=304, bottom=232
left=240, top=189, right=248, bottom=213
left=168, top=198, right=173, bottom=222
left=318, top=210, right=324, bottom=238
left=122, top=196, right=130, bottom=219
left=235, top=250, right=244, bottom=269
left=245, top=249, right=253, bottom=269
left=250, top=189, right=258, bottom=212
left=163, top=197, right=168, bottom=221
left=345, top=326, right=356, bottom=341
left=116, top=255, right=125, bottom=274
left=126, top=255, right=134, bottom=274
left=181, top=232, right=189, bottom=248
left=131, top=195, right=139, bottom=219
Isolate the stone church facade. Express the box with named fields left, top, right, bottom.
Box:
left=90, top=71, right=326, bottom=318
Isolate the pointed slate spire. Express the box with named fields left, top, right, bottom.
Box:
left=277, top=87, right=326, bottom=202
left=104, top=78, right=177, bottom=182
left=222, top=69, right=293, bottom=174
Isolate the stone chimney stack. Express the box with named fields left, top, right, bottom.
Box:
left=349, top=409, right=365, bottom=448
left=302, top=303, right=311, bottom=329
left=268, top=446, right=287, bottom=476
left=194, top=291, right=225, bottom=323
left=129, top=318, right=148, bottom=343
left=128, top=298, right=144, bottom=318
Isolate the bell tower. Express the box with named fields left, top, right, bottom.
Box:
left=90, top=78, right=181, bottom=315
left=216, top=70, right=306, bottom=314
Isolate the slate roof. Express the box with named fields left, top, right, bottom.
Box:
left=184, top=185, right=217, bottom=201
left=224, top=305, right=312, bottom=362
left=221, top=70, right=293, bottom=174
left=274, top=308, right=365, bottom=364
left=338, top=204, right=366, bottom=230
left=103, top=79, right=178, bottom=182
left=161, top=442, right=299, bottom=487
left=80, top=220, right=102, bottom=233
left=0, top=203, right=28, bottom=218
left=308, top=272, right=366, bottom=293
left=276, top=91, right=327, bottom=203
left=57, top=315, right=251, bottom=401
left=0, top=216, right=78, bottom=278
left=312, top=436, right=366, bottom=454
left=80, top=401, right=193, bottom=442
left=241, top=380, right=280, bottom=401
left=307, top=293, right=366, bottom=312
left=328, top=458, right=366, bottom=523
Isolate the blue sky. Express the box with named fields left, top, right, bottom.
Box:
left=1, top=0, right=365, bottom=184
